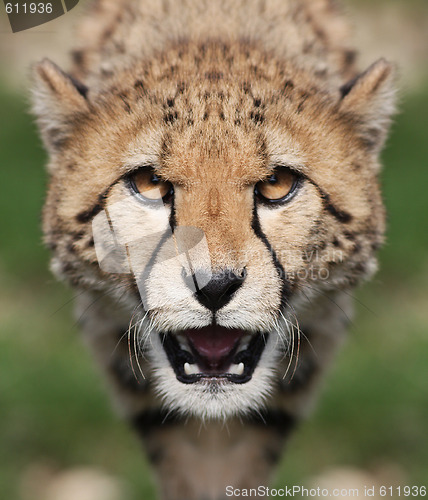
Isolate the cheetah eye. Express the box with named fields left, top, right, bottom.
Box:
left=128, top=168, right=174, bottom=203
left=255, top=167, right=300, bottom=204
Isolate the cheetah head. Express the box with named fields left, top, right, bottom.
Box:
left=32, top=45, right=395, bottom=419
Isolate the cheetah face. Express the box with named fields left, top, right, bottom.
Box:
left=33, top=49, right=395, bottom=419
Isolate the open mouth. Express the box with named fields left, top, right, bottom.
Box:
left=161, top=326, right=268, bottom=384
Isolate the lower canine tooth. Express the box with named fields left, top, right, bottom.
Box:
left=230, top=362, right=244, bottom=376
left=184, top=362, right=199, bottom=376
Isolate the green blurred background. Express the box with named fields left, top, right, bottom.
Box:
left=0, top=1, right=427, bottom=499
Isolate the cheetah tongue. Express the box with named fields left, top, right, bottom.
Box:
left=185, top=326, right=245, bottom=367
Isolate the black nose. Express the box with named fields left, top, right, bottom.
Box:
left=193, top=269, right=246, bottom=312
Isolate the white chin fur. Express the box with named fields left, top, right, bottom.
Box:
left=148, top=332, right=280, bottom=420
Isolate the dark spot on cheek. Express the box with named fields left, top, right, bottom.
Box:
left=61, top=261, right=75, bottom=274
left=352, top=262, right=367, bottom=274
left=318, top=240, right=327, bottom=251
left=76, top=203, right=102, bottom=224
left=71, top=230, right=85, bottom=241
left=343, top=230, right=356, bottom=241
left=76, top=192, right=108, bottom=224
left=352, top=241, right=362, bottom=254
left=332, top=237, right=341, bottom=248
left=322, top=195, right=352, bottom=224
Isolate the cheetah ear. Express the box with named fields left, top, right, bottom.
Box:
left=340, top=58, right=397, bottom=154
left=32, top=58, right=89, bottom=154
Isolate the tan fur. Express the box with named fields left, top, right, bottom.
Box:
left=32, top=1, right=396, bottom=498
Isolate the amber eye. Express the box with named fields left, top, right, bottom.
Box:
left=129, top=169, right=173, bottom=202
left=255, top=168, right=299, bottom=203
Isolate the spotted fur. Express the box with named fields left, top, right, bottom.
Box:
left=32, top=1, right=396, bottom=498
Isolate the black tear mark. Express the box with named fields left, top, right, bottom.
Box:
left=251, top=201, right=292, bottom=309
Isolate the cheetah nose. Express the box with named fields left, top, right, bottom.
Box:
left=193, top=269, right=246, bottom=312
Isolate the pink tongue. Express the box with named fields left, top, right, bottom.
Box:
left=185, top=326, right=244, bottom=364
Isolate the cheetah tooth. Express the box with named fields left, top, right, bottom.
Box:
left=184, top=362, right=200, bottom=376
left=229, top=362, right=244, bottom=376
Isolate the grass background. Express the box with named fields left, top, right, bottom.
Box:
left=0, top=1, right=427, bottom=498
